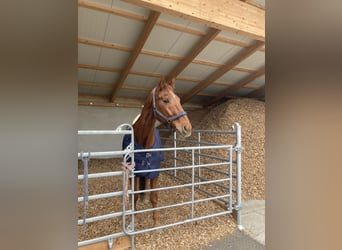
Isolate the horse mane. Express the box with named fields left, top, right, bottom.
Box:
left=132, top=90, right=156, bottom=149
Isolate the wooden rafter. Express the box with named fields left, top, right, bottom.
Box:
left=79, top=94, right=110, bottom=100
left=78, top=1, right=265, bottom=51
left=166, top=28, right=220, bottom=80
left=180, top=40, right=264, bottom=104
left=79, top=81, right=113, bottom=89
left=205, top=66, right=265, bottom=105
left=110, top=10, right=160, bottom=102
left=246, top=85, right=265, bottom=98
left=122, top=0, right=265, bottom=41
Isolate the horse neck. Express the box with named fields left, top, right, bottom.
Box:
left=133, top=104, right=156, bottom=149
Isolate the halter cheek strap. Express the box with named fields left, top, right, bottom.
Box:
left=152, top=88, right=187, bottom=132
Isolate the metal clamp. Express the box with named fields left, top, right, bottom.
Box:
left=234, top=145, right=243, bottom=153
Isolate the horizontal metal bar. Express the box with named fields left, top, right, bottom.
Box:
left=128, top=194, right=230, bottom=216
left=170, top=169, right=230, bottom=193
left=78, top=130, right=132, bottom=135
left=161, top=137, right=224, bottom=146
left=78, top=191, right=123, bottom=202
left=130, top=177, right=230, bottom=195
left=124, top=210, right=232, bottom=236
left=159, top=129, right=236, bottom=135
left=78, top=150, right=128, bottom=158
left=78, top=145, right=232, bottom=159
left=78, top=211, right=124, bottom=225
left=134, top=161, right=230, bottom=176
left=78, top=171, right=123, bottom=180
left=78, top=232, right=126, bottom=247
left=194, top=152, right=231, bottom=162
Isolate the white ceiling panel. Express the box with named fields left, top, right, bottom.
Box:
left=201, top=84, right=230, bottom=95
left=78, top=44, right=102, bottom=65
left=78, top=8, right=109, bottom=40
left=79, top=85, right=93, bottom=95
left=246, top=75, right=265, bottom=88
left=78, top=68, right=96, bottom=82
left=195, top=40, right=241, bottom=64
left=144, top=26, right=200, bottom=56
left=236, top=51, right=265, bottom=70
left=132, top=55, right=179, bottom=75
left=144, top=26, right=180, bottom=53
left=104, top=15, right=145, bottom=47
left=118, top=89, right=148, bottom=99
left=217, top=70, right=250, bottom=84
left=179, top=63, right=218, bottom=79
left=112, top=0, right=150, bottom=16
left=94, top=71, right=120, bottom=83
left=98, top=48, right=130, bottom=68
left=88, top=87, right=113, bottom=96
left=173, top=80, right=197, bottom=93
left=124, top=75, right=160, bottom=88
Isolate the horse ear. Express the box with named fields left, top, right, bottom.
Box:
left=168, top=77, right=175, bottom=89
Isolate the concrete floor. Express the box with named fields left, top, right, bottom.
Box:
left=204, top=200, right=265, bottom=250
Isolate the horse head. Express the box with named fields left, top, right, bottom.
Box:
left=153, top=78, right=192, bottom=137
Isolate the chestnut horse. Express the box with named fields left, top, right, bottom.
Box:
left=122, top=78, right=192, bottom=227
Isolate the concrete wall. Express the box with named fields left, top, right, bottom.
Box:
left=78, top=105, right=141, bottom=157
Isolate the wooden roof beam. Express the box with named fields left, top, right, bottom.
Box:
left=205, top=66, right=265, bottom=106
left=110, top=10, right=160, bottom=102
left=166, top=28, right=221, bottom=81
left=122, top=0, right=265, bottom=41
left=181, top=40, right=264, bottom=104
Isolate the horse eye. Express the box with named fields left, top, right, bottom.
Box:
left=162, top=99, right=169, bottom=104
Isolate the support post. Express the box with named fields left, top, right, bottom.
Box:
left=233, top=123, right=244, bottom=230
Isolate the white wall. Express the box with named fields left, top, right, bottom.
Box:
left=78, top=105, right=141, bottom=157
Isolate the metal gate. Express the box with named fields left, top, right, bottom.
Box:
left=78, top=123, right=242, bottom=249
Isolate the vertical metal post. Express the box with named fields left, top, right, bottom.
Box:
left=228, top=146, right=233, bottom=212
left=234, top=123, right=243, bottom=230
left=197, top=131, right=201, bottom=188
left=81, top=152, right=90, bottom=232
left=173, top=131, right=177, bottom=177
left=191, top=149, right=195, bottom=219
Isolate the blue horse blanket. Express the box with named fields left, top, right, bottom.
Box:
left=122, top=128, right=164, bottom=179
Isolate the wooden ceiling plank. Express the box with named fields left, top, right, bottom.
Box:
left=122, top=0, right=265, bottom=41
left=79, top=81, right=113, bottom=89
left=205, top=66, right=265, bottom=105
left=79, top=94, right=110, bottom=100
left=78, top=64, right=121, bottom=73
left=166, top=28, right=221, bottom=80
left=180, top=40, right=264, bottom=104
left=78, top=38, right=132, bottom=52
left=110, top=10, right=160, bottom=102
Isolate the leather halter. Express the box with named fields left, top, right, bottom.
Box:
left=152, top=87, right=187, bottom=132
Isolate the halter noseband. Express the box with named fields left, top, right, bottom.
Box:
left=152, top=87, right=187, bottom=132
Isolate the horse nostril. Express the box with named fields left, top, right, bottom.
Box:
left=183, top=126, right=187, bottom=132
